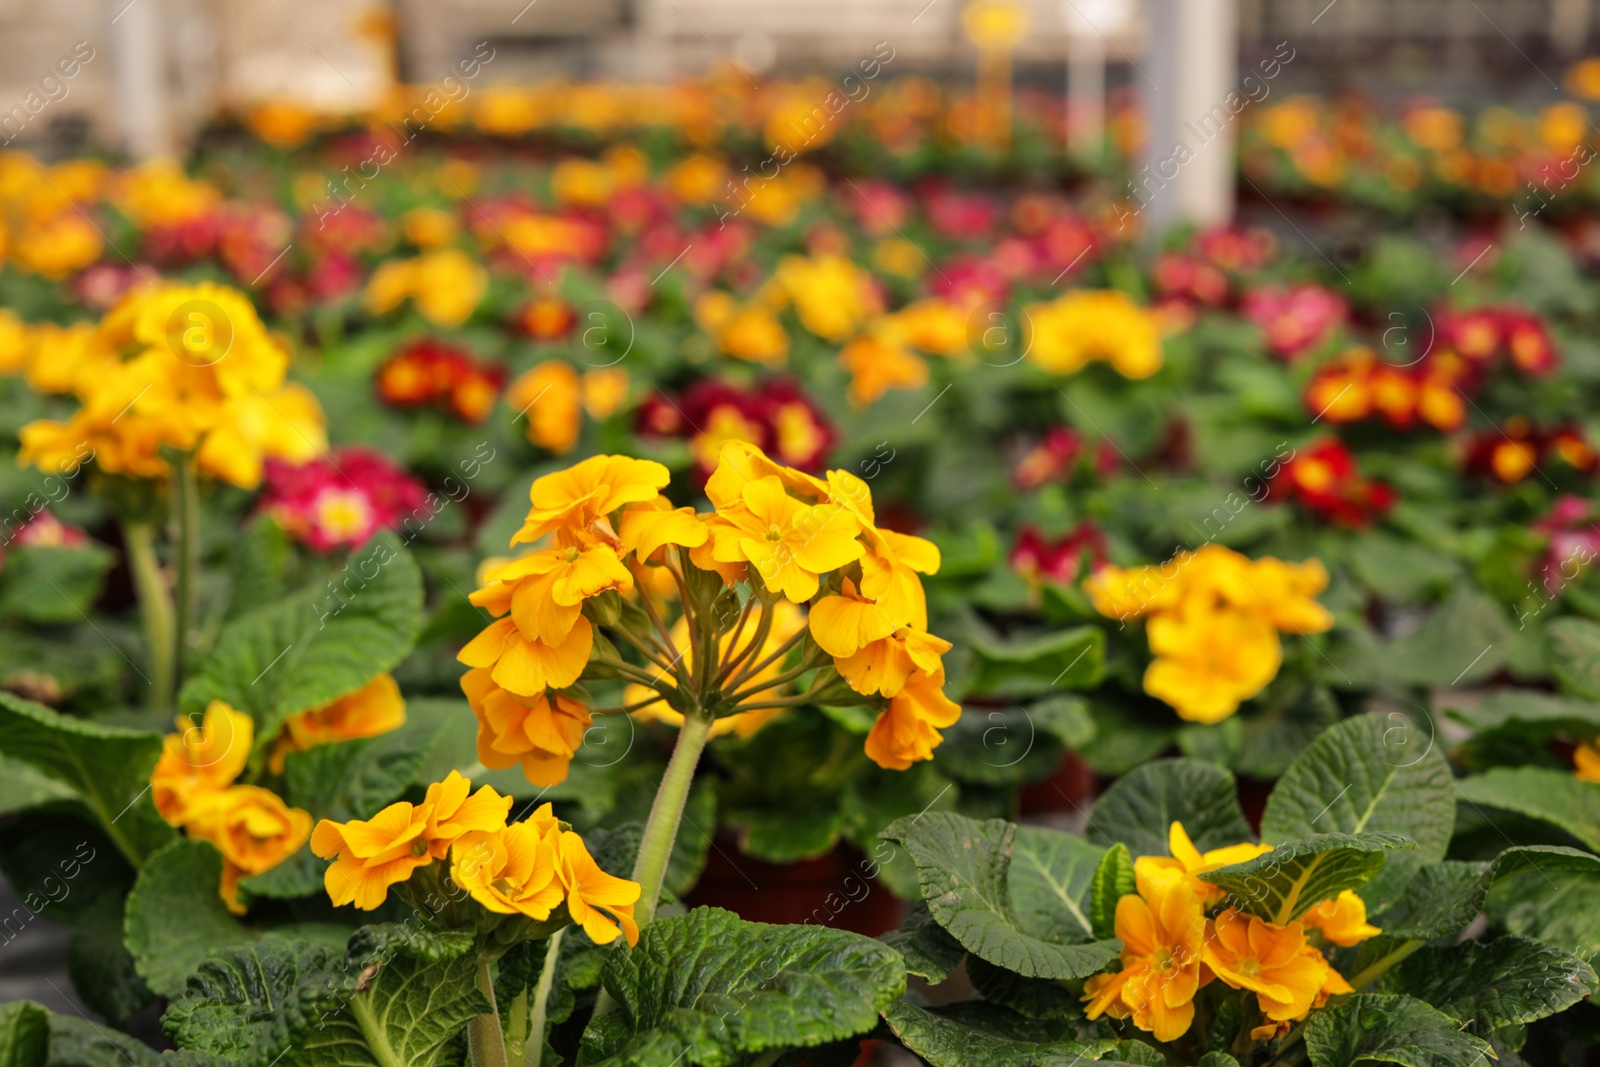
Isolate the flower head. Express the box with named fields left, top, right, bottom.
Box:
left=152, top=702, right=255, bottom=826
left=463, top=668, right=593, bottom=787
left=512, top=454, right=670, bottom=546
left=1083, top=866, right=1209, bottom=1041
left=1203, top=908, right=1329, bottom=1023
left=187, top=785, right=312, bottom=914
left=269, top=673, right=406, bottom=773
left=1134, top=822, right=1273, bottom=906
left=450, top=810, right=565, bottom=920
left=554, top=829, right=640, bottom=945
left=1302, top=889, right=1381, bottom=947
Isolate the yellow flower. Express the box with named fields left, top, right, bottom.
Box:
left=1577, top=740, right=1600, bottom=783
left=827, top=470, right=940, bottom=629
left=365, top=250, right=486, bottom=327
left=508, top=361, right=581, bottom=454
left=809, top=579, right=898, bottom=660
left=774, top=255, right=874, bottom=342
left=839, top=335, right=928, bottom=406
left=195, top=383, right=327, bottom=489
left=450, top=812, right=565, bottom=919
left=511, top=454, right=670, bottom=546
left=709, top=475, right=863, bottom=602
left=864, top=668, right=961, bottom=770
left=1302, top=889, right=1381, bottom=947
left=1143, top=603, right=1284, bottom=724
left=1203, top=909, right=1329, bottom=1023
left=833, top=625, right=951, bottom=698
left=472, top=543, right=633, bottom=648
left=695, top=293, right=790, bottom=365
left=112, top=160, right=219, bottom=228
left=151, top=702, right=254, bottom=827
left=401, top=207, right=459, bottom=248
left=618, top=502, right=710, bottom=563
left=457, top=615, right=594, bottom=699
left=187, top=785, right=311, bottom=914
left=311, top=771, right=510, bottom=910
left=462, top=668, right=593, bottom=787
left=1025, top=290, right=1162, bottom=379
left=582, top=368, right=630, bottom=418
left=14, top=213, right=101, bottom=277
left=1082, top=867, right=1209, bottom=1041
left=554, top=829, right=640, bottom=945
left=1134, top=822, right=1273, bottom=907
left=882, top=299, right=971, bottom=357
left=269, top=673, right=406, bottom=774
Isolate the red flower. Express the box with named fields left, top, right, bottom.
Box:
left=1014, top=428, right=1084, bottom=490
left=1010, top=522, right=1107, bottom=585
left=13, top=511, right=90, bottom=549
left=639, top=378, right=836, bottom=477
left=1436, top=305, right=1560, bottom=375
left=1242, top=284, right=1346, bottom=359
left=259, top=447, right=429, bottom=553
left=375, top=338, right=504, bottom=423
left=1463, top=418, right=1595, bottom=484
left=1153, top=254, right=1229, bottom=307
left=1273, top=439, right=1394, bottom=527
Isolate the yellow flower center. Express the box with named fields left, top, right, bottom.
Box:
left=1234, top=956, right=1262, bottom=977
left=411, top=838, right=430, bottom=857
left=492, top=877, right=515, bottom=895
left=564, top=546, right=581, bottom=562
left=1152, top=947, right=1177, bottom=975
left=766, top=523, right=784, bottom=540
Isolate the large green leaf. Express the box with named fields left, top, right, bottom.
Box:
left=1371, top=861, right=1490, bottom=941
left=1456, top=768, right=1600, bottom=852
left=1380, top=589, right=1509, bottom=687
left=164, top=929, right=487, bottom=1067
left=0, top=544, right=114, bottom=624
left=1262, top=714, right=1454, bottom=908
left=880, top=902, right=966, bottom=984
left=881, top=813, right=1120, bottom=980
left=0, top=692, right=173, bottom=865
left=45, top=1015, right=167, bottom=1067
left=880, top=1000, right=1114, bottom=1067
left=1303, top=995, right=1495, bottom=1067
left=1086, top=758, right=1253, bottom=859
left=1203, top=832, right=1416, bottom=924
left=0, top=1002, right=47, bottom=1067
left=1443, top=690, right=1600, bottom=736
left=179, top=533, right=424, bottom=755
left=1486, top=845, right=1600, bottom=957
left=1547, top=617, right=1600, bottom=699
left=1379, top=936, right=1597, bottom=1031
left=0, top=755, right=76, bottom=815
left=965, top=627, right=1105, bottom=696
left=582, top=907, right=905, bottom=1067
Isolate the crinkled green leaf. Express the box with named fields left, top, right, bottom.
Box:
left=1380, top=589, right=1509, bottom=688
left=1303, top=994, right=1496, bottom=1067
left=583, top=907, right=904, bottom=1067
left=880, top=1000, right=1113, bottom=1067
left=1262, top=714, right=1453, bottom=910
left=45, top=1015, right=166, bottom=1067
left=1203, top=832, right=1416, bottom=924
left=881, top=812, right=1120, bottom=980
left=1456, top=768, right=1600, bottom=853
left=179, top=533, right=424, bottom=760
left=0, top=692, right=173, bottom=865
left=1086, top=758, right=1253, bottom=859
left=1102, top=1039, right=1165, bottom=1064
left=965, top=957, right=1085, bottom=1021
left=1486, top=845, right=1600, bottom=957
left=1371, top=861, right=1490, bottom=941
left=0, top=1002, right=47, bottom=1067
left=880, top=902, right=965, bottom=984
left=1547, top=617, right=1600, bottom=699
left=965, top=627, right=1104, bottom=695
left=0, top=754, right=76, bottom=815
left=1380, top=936, right=1597, bottom=1031
left=163, top=936, right=342, bottom=1062
left=1090, top=844, right=1135, bottom=942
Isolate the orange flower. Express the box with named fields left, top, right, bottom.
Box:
left=269, top=673, right=406, bottom=773
left=1134, top=822, right=1273, bottom=907
left=151, top=702, right=254, bottom=827
left=863, top=669, right=961, bottom=770
left=1203, top=908, right=1329, bottom=1023
left=1302, top=889, right=1381, bottom=947
left=1577, top=739, right=1600, bottom=783
left=839, top=335, right=927, bottom=406
left=462, top=667, right=593, bottom=787
left=554, top=829, right=640, bottom=945
left=511, top=454, right=670, bottom=546
left=449, top=810, right=565, bottom=920
left=832, top=625, right=951, bottom=698
left=709, top=475, right=863, bottom=602
left=1082, top=867, right=1209, bottom=1041
left=456, top=615, right=594, bottom=698
left=187, top=785, right=311, bottom=914
left=509, top=361, right=582, bottom=454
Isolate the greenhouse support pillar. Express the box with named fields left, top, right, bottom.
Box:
left=1137, top=0, right=1237, bottom=235
left=111, top=0, right=173, bottom=160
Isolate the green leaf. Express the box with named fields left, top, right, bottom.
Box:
left=179, top=533, right=424, bottom=755
left=1198, top=1055, right=1241, bottom=1067
left=583, top=907, right=905, bottom=1067
left=69, top=896, right=154, bottom=1025
left=1486, top=845, right=1600, bottom=957
left=1456, top=768, right=1600, bottom=852
left=1262, top=714, right=1454, bottom=909
left=1371, top=861, right=1490, bottom=941
left=1089, top=844, right=1135, bottom=942
left=0, top=544, right=114, bottom=624
left=1380, top=589, right=1509, bottom=687
left=1443, top=691, right=1600, bottom=737
left=1547, top=617, right=1600, bottom=699
left=124, top=839, right=253, bottom=999
left=0, top=755, right=76, bottom=815
left=163, top=936, right=343, bottom=1061
left=965, top=627, right=1105, bottom=696
left=1086, top=758, right=1253, bottom=859
left=0, top=692, right=173, bottom=865
left=45, top=1015, right=165, bottom=1067
left=879, top=1000, right=1113, bottom=1067
left=0, top=1002, right=48, bottom=1067
left=1303, top=994, right=1496, bottom=1067
left=1380, top=936, right=1598, bottom=1030
left=965, top=957, right=1085, bottom=1021
left=1203, top=832, right=1417, bottom=924
left=880, top=902, right=965, bottom=984
left=880, top=812, right=1120, bottom=980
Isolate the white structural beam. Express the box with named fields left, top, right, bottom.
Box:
left=110, top=0, right=173, bottom=159
left=1138, top=0, right=1238, bottom=233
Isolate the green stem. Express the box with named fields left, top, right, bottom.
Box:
left=173, top=454, right=201, bottom=691
left=724, top=627, right=807, bottom=692
left=123, top=521, right=175, bottom=713
left=468, top=957, right=509, bottom=1067
left=523, top=930, right=564, bottom=1067
left=728, top=646, right=826, bottom=703
left=1347, top=939, right=1425, bottom=991
left=715, top=597, right=774, bottom=688
left=631, top=708, right=714, bottom=927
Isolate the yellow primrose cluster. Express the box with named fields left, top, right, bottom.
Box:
left=311, top=770, right=640, bottom=945
left=0, top=154, right=106, bottom=278
left=1084, top=822, right=1380, bottom=1043
left=456, top=442, right=959, bottom=782
left=365, top=248, right=489, bottom=328
left=1024, top=289, right=1164, bottom=380
left=505, top=361, right=632, bottom=455
left=16, top=282, right=326, bottom=488
left=150, top=676, right=406, bottom=911
left=1084, top=545, right=1333, bottom=723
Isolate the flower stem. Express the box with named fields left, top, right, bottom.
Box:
left=123, top=521, right=175, bottom=713
left=523, top=930, right=564, bottom=1067
left=468, top=956, right=509, bottom=1067
left=1347, top=938, right=1425, bottom=991
left=173, top=453, right=201, bottom=690
left=724, top=621, right=806, bottom=692
left=630, top=707, right=714, bottom=927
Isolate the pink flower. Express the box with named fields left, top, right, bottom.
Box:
left=259, top=448, right=429, bottom=552
left=14, top=511, right=90, bottom=549
left=1242, top=284, right=1346, bottom=359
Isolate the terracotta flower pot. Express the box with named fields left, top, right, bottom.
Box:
left=683, top=834, right=904, bottom=938
left=1018, top=748, right=1097, bottom=817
